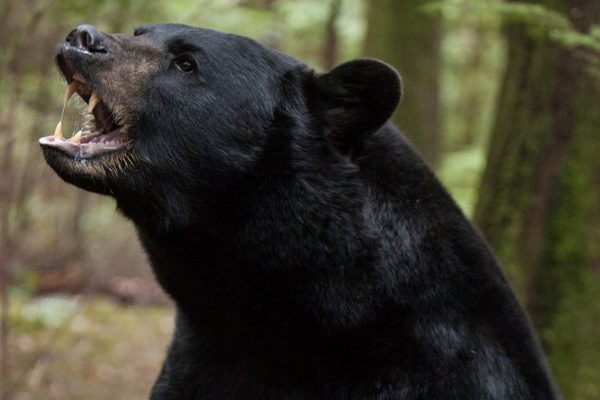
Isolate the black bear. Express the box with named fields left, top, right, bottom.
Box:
left=40, top=24, right=559, bottom=399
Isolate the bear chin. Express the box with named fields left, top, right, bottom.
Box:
left=40, top=145, right=136, bottom=195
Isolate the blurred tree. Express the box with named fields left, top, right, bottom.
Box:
left=441, top=0, right=503, bottom=150
left=0, top=2, right=170, bottom=396
left=475, top=1, right=600, bottom=398
left=1, top=2, right=50, bottom=394
left=435, top=0, right=504, bottom=217
left=364, top=0, right=442, bottom=168
left=321, top=0, right=342, bottom=69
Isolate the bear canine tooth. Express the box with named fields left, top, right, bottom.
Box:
left=65, top=82, right=77, bottom=102
left=53, top=121, right=64, bottom=140
left=69, top=130, right=82, bottom=143
left=88, top=92, right=99, bottom=113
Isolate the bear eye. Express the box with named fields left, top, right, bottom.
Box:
left=174, top=55, right=196, bottom=73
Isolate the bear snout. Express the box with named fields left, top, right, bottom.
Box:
left=66, top=24, right=107, bottom=54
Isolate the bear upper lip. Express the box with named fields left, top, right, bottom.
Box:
left=39, top=53, right=129, bottom=159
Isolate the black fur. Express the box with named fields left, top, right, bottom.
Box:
left=41, top=24, right=559, bottom=399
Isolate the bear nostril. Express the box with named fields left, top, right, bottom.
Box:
left=67, top=24, right=107, bottom=53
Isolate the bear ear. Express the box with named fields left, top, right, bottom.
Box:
left=314, top=59, right=402, bottom=150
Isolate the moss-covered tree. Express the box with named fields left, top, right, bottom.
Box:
left=364, top=0, right=442, bottom=168
left=474, top=1, right=600, bottom=398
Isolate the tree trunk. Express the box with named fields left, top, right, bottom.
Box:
left=474, top=1, right=600, bottom=398
left=364, top=0, right=442, bottom=168
left=321, top=0, right=341, bottom=70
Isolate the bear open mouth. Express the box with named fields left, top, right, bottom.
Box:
left=39, top=65, right=129, bottom=159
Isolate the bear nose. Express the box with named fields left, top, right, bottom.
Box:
left=66, top=24, right=107, bottom=52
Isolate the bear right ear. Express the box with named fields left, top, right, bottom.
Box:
left=313, top=59, right=402, bottom=150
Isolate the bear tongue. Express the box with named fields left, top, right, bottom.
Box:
left=87, top=129, right=124, bottom=144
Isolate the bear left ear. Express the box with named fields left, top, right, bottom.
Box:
left=314, top=59, right=402, bottom=150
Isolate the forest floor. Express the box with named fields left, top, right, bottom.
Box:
left=5, top=290, right=599, bottom=399
left=5, top=294, right=174, bottom=400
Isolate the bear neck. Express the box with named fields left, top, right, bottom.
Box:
left=128, top=146, right=383, bottom=343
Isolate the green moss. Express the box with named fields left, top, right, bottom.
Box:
left=475, top=4, right=600, bottom=397
left=534, top=70, right=600, bottom=399
left=544, top=274, right=600, bottom=400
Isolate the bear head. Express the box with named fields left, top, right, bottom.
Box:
left=40, top=24, right=401, bottom=233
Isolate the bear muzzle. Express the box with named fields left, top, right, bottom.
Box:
left=39, top=25, right=130, bottom=159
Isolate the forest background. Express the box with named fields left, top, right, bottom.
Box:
left=0, top=0, right=598, bottom=399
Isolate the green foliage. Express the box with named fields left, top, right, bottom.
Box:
left=51, top=0, right=168, bottom=30
left=435, top=0, right=504, bottom=217
left=549, top=26, right=600, bottom=53
left=498, top=3, right=570, bottom=31
left=499, top=3, right=600, bottom=54
left=438, top=147, right=485, bottom=216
